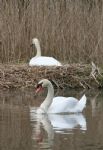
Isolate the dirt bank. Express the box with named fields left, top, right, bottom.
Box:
left=0, top=63, right=103, bottom=89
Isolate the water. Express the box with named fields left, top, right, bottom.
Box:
left=0, top=88, right=103, bottom=150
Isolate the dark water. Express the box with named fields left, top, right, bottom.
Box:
left=0, top=88, right=103, bottom=150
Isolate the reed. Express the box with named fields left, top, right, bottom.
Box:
left=0, top=0, right=103, bottom=65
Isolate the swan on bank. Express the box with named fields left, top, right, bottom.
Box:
left=29, top=38, right=62, bottom=66
left=35, top=79, right=87, bottom=114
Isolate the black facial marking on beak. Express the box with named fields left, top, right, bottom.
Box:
left=35, top=82, right=43, bottom=93
left=36, top=82, right=43, bottom=88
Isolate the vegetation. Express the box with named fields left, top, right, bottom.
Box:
left=0, top=0, right=103, bottom=64
left=0, top=64, right=102, bottom=89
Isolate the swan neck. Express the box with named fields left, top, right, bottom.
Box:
left=40, top=83, right=54, bottom=112
left=46, top=84, right=54, bottom=102
left=35, top=40, right=41, bottom=57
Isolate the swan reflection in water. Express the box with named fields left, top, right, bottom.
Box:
left=30, top=107, right=87, bottom=149
left=30, top=112, right=54, bottom=149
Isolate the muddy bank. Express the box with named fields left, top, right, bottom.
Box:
left=0, top=63, right=103, bottom=89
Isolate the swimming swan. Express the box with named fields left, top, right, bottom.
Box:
left=35, top=79, right=87, bottom=114
left=29, top=38, right=62, bottom=66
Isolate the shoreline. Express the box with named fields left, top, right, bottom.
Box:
left=0, top=63, right=102, bottom=89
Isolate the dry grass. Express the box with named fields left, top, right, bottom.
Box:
left=0, top=63, right=102, bottom=89
left=0, top=0, right=103, bottom=64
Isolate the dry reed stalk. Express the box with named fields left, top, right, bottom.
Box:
left=0, top=0, right=103, bottom=65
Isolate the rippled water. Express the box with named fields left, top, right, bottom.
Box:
left=0, top=88, right=103, bottom=150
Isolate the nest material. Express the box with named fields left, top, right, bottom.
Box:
left=0, top=63, right=102, bottom=89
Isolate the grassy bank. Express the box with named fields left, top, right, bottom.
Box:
left=0, top=0, right=103, bottom=64
left=0, top=63, right=103, bottom=89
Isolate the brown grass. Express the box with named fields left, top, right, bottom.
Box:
left=0, top=0, right=103, bottom=65
left=0, top=63, right=102, bottom=89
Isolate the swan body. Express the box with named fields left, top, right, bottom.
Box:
left=29, top=38, right=62, bottom=66
left=35, top=79, right=87, bottom=114
left=29, top=56, right=62, bottom=66
left=47, top=95, right=86, bottom=113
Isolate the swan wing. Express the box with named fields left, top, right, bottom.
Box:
left=65, top=95, right=87, bottom=113
left=29, top=56, right=62, bottom=66
left=74, top=94, right=87, bottom=112
left=48, top=96, right=78, bottom=113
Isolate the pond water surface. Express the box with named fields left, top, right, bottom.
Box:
left=0, top=88, right=103, bottom=150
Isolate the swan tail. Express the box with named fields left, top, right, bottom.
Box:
left=76, top=94, right=87, bottom=112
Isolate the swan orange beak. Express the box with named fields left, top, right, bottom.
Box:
left=35, top=87, right=43, bottom=93
left=35, top=84, right=43, bottom=93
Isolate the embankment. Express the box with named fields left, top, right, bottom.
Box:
left=0, top=64, right=103, bottom=89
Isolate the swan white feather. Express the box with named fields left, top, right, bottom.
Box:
left=48, top=95, right=86, bottom=113
left=35, top=79, right=87, bottom=114
left=29, top=38, right=62, bottom=66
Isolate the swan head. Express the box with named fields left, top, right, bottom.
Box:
left=35, top=79, right=51, bottom=93
left=32, top=38, right=39, bottom=45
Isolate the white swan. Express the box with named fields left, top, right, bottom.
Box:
left=29, top=38, right=62, bottom=66
left=35, top=79, right=87, bottom=114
